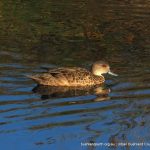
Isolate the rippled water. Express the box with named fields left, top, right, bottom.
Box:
left=0, top=0, right=150, bottom=150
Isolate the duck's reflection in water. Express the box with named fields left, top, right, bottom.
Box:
left=32, top=85, right=111, bottom=101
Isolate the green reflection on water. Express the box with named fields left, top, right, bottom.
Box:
left=0, top=0, right=149, bottom=66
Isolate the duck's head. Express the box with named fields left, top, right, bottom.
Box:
left=92, top=61, right=118, bottom=76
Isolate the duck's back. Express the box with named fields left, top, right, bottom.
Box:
left=47, top=67, right=95, bottom=86
left=28, top=67, right=104, bottom=86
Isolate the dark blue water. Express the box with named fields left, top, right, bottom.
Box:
left=0, top=0, right=150, bottom=150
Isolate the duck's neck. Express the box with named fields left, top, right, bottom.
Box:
left=92, top=69, right=102, bottom=76
left=92, top=65, right=102, bottom=76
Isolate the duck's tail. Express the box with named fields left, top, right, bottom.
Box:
left=26, top=74, right=42, bottom=84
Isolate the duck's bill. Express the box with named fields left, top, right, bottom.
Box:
left=108, top=71, right=118, bottom=76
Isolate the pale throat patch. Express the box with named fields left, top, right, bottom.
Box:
left=93, top=70, right=103, bottom=76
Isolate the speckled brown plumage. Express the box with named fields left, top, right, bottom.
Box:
left=27, top=61, right=118, bottom=86
left=28, top=67, right=105, bottom=86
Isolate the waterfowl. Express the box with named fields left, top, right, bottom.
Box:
left=27, top=61, right=118, bottom=86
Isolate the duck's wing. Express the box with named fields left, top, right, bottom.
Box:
left=28, top=67, right=94, bottom=86
left=51, top=67, right=91, bottom=76
left=49, top=67, right=94, bottom=86
left=43, top=67, right=87, bottom=73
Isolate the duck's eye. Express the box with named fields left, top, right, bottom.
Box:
left=102, top=64, right=107, bottom=67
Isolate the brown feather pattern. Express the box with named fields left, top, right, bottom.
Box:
left=28, top=67, right=105, bottom=86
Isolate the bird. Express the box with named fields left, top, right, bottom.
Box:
left=27, top=61, right=118, bottom=86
